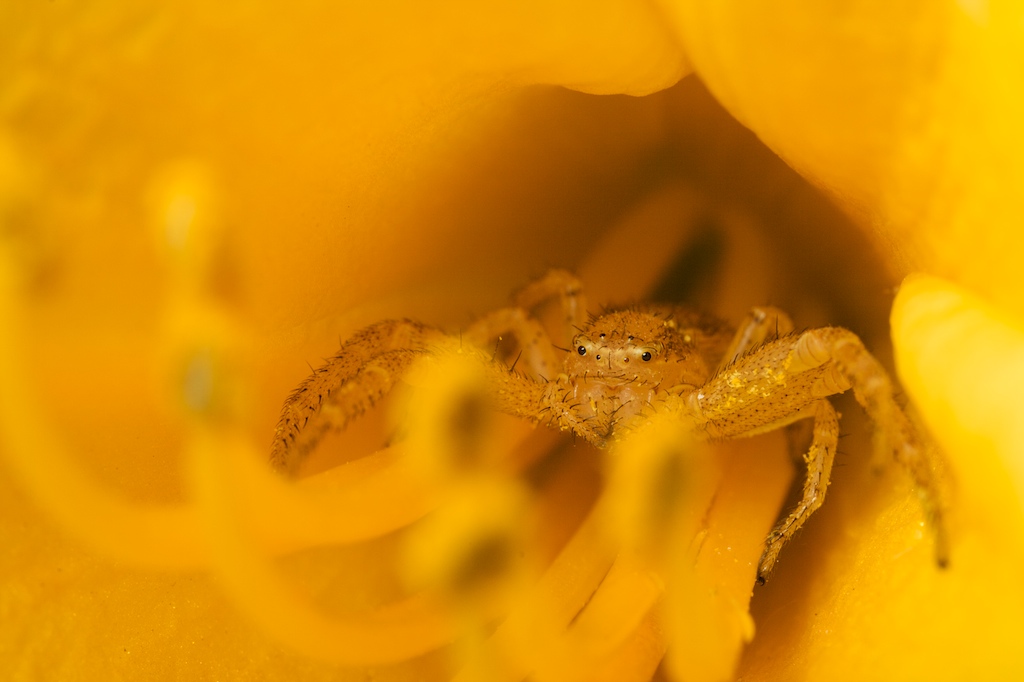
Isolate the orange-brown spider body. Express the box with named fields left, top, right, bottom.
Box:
left=271, top=270, right=948, bottom=582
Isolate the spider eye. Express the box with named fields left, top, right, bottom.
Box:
left=577, top=345, right=587, bottom=356
left=641, top=351, right=652, bottom=362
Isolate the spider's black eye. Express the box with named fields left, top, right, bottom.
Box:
left=577, top=345, right=587, bottom=356
left=641, top=351, right=652, bottom=362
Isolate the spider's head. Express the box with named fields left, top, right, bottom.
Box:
left=564, top=310, right=668, bottom=385
left=562, top=309, right=711, bottom=393
left=560, top=308, right=711, bottom=435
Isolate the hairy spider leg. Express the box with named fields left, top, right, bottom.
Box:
left=464, top=309, right=561, bottom=381
left=461, top=271, right=600, bottom=440
left=756, top=399, right=838, bottom=581
left=824, top=329, right=951, bottom=569
left=271, top=272, right=587, bottom=476
left=687, top=325, right=949, bottom=581
left=270, top=320, right=447, bottom=475
left=510, top=269, right=588, bottom=342
left=718, top=305, right=794, bottom=371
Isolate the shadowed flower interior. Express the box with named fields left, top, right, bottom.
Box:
left=3, top=2, right=1024, bottom=682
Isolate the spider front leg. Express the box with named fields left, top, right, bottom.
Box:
left=689, top=326, right=950, bottom=581
left=464, top=269, right=587, bottom=380
left=464, top=310, right=561, bottom=381
left=718, top=305, right=794, bottom=371
left=820, top=328, right=951, bottom=568
left=270, top=320, right=447, bottom=475
left=757, top=399, right=838, bottom=582
left=510, top=269, right=587, bottom=343
left=271, top=271, right=585, bottom=475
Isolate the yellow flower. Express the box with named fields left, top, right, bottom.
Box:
left=2, top=2, right=1022, bottom=681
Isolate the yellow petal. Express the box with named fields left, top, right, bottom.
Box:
left=10, top=1, right=1020, bottom=680
left=659, top=1, right=1024, bottom=311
